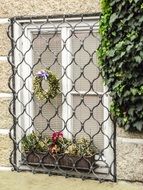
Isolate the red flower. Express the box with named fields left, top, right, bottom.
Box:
left=52, top=131, right=63, bottom=143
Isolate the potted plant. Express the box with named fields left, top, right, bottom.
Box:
left=60, top=137, right=97, bottom=170
left=21, top=132, right=52, bottom=164
left=21, top=131, right=69, bottom=166
left=22, top=132, right=97, bottom=170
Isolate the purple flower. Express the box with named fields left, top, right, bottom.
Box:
left=37, top=70, right=49, bottom=80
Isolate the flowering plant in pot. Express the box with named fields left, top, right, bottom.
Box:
left=22, top=132, right=97, bottom=170
left=48, top=131, right=70, bottom=154
left=21, top=132, right=52, bottom=164
left=21, top=131, right=70, bottom=165
left=21, top=132, right=51, bottom=153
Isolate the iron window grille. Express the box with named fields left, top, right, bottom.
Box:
left=8, top=14, right=116, bottom=182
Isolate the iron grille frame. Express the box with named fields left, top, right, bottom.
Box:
left=7, top=13, right=116, bottom=182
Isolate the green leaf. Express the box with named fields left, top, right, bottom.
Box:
left=108, top=49, right=115, bottom=57
left=98, top=0, right=143, bottom=132
left=134, top=56, right=142, bottom=63
left=109, top=13, right=118, bottom=24
left=134, top=0, right=140, bottom=3
left=128, top=108, right=134, bottom=116
left=136, top=104, right=143, bottom=112
left=130, top=88, right=138, bottom=95
left=139, top=16, right=143, bottom=23
left=126, top=44, right=133, bottom=53
left=134, top=121, right=143, bottom=131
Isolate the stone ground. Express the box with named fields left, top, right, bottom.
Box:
left=0, top=171, right=142, bottom=190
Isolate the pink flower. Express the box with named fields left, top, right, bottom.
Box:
left=52, top=131, right=63, bottom=143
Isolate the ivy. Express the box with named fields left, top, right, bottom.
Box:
left=98, top=0, right=143, bottom=132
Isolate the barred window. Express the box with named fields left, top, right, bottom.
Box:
left=9, top=15, right=115, bottom=181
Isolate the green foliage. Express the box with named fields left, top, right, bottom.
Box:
left=98, top=0, right=143, bottom=132
left=65, top=138, right=97, bottom=156
left=21, top=132, right=51, bottom=152
left=22, top=133, right=97, bottom=156
left=22, top=132, right=68, bottom=154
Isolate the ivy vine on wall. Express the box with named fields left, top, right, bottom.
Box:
left=98, top=0, right=143, bottom=132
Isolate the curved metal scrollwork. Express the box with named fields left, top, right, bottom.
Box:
left=8, top=14, right=116, bottom=182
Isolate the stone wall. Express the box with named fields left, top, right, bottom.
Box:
left=0, top=0, right=100, bottom=17
left=0, top=22, right=12, bottom=167
left=0, top=0, right=142, bottom=182
left=117, top=138, right=143, bottom=182
left=116, top=128, right=143, bottom=182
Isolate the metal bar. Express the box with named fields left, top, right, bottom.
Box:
left=7, top=14, right=116, bottom=182
left=11, top=13, right=101, bottom=22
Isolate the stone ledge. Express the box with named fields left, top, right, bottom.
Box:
left=117, top=127, right=143, bottom=139
left=117, top=137, right=143, bottom=145
left=0, top=166, right=12, bottom=171
left=0, top=129, right=9, bottom=135
left=0, top=18, right=9, bottom=24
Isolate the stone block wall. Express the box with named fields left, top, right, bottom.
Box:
left=0, top=20, right=12, bottom=168
left=0, top=0, right=100, bottom=17
left=116, top=128, right=143, bottom=182
left=0, top=0, right=142, bottom=182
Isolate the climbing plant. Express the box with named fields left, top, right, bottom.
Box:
left=98, top=0, right=143, bottom=131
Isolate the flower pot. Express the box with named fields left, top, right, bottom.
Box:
left=25, top=152, right=57, bottom=166
left=24, top=152, right=95, bottom=171
left=58, top=154, right=95, bottom=170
